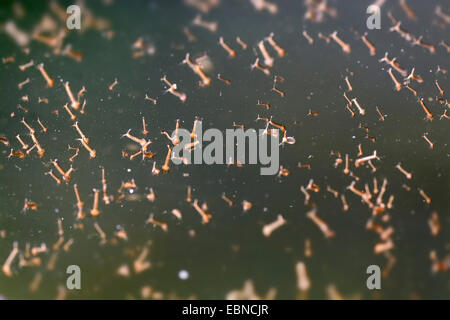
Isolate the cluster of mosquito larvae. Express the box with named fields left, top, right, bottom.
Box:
left=64, top=81, right=86, bottom=112
left=3, top=2, right=449, bottom=293
left=121, top=128, right=153, bottom=161
left=255, top=114, right=287, bottom=136
left=71, top=121, right=96, bottom=158
left=192, top=199, right=212, bottom=224
left=343, top=92, right=365, bottom=116
left=250, top=32, right=285, bottom=76
left=46, top=159, right=74, bottom=184
left=379, top=52, right=408, bottom=77
left=7, top=118, right=46, bottom=159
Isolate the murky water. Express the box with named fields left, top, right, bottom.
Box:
left=0, top=0, right=449, bottom=299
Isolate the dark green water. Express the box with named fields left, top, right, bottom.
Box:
left=0, top=0, right=449, bottom=299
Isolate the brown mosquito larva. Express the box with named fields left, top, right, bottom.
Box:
left=37, top=63, right=54, bottom=87
left=219, top=37, right=236, bottom=58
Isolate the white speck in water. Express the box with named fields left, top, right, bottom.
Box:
left=127, top=168, right=131, bottom=172
left=178, top=270, right=189, bottom=280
